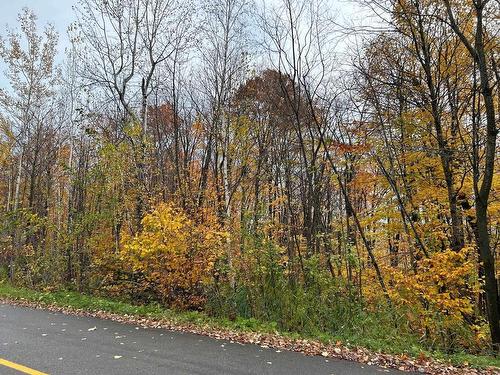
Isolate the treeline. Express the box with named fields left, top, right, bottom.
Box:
left=0, top=0, right=498, bottom=353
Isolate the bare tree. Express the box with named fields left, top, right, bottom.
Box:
left=0, top=8, right=60, bottom=281
left=75, top=0, right=194, bottom=228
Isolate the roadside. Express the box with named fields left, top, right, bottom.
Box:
left=0, top=283, right=498, bottom=374
left=0, top=303, right=408, bottom=375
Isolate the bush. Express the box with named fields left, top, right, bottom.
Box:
left=121, top=203, right=227, bottom=308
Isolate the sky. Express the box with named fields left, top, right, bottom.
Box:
left=0, top=0, right=76, bottom=87
left=0, top=0, right=75, bottom=39
left=0, top=0, right=367, bottom=89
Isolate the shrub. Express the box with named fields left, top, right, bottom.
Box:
left=121, top=203, right=227, bottom=308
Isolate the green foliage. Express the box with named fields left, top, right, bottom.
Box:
left=208, top=234, right=400, bottom=347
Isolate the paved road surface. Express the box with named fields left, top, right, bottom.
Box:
left=0, top=303, right=410, bottom=375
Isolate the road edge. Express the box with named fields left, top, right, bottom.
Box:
left=0, top=297, right=497, bottom=375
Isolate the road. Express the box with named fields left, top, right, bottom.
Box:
left=0, top=303, right=410, bottom=375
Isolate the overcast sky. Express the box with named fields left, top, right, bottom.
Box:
left=0, top=0, right=365, bottom=89
left=0, top=0, right=76, bottom=87
left=0, top=0, right=75, bottom=44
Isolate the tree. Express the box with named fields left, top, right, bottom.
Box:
left=0, top=8, right=60, bottom=281
left=443, top=0, right=499, bottom=350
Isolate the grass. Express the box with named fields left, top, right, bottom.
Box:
left=0, top=281, right=498, bottom=369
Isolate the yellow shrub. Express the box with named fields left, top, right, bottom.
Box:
left=387, top=247, right=486, bottom=349
left=121, top=203, right=227, bottom=308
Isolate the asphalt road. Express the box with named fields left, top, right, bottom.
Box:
left=0, top=303, right=410, bottom=375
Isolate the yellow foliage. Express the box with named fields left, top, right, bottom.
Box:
left=414, top=248, right=478, bottom=315
left=386, top=247, right=486, bottom=348
left=121, top=203, right=228, bottom=308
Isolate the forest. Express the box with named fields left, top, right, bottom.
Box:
left=0, top=0, right=498, bottom=359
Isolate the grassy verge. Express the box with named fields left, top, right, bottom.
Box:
left=0, top=282, right=498, bottom=369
